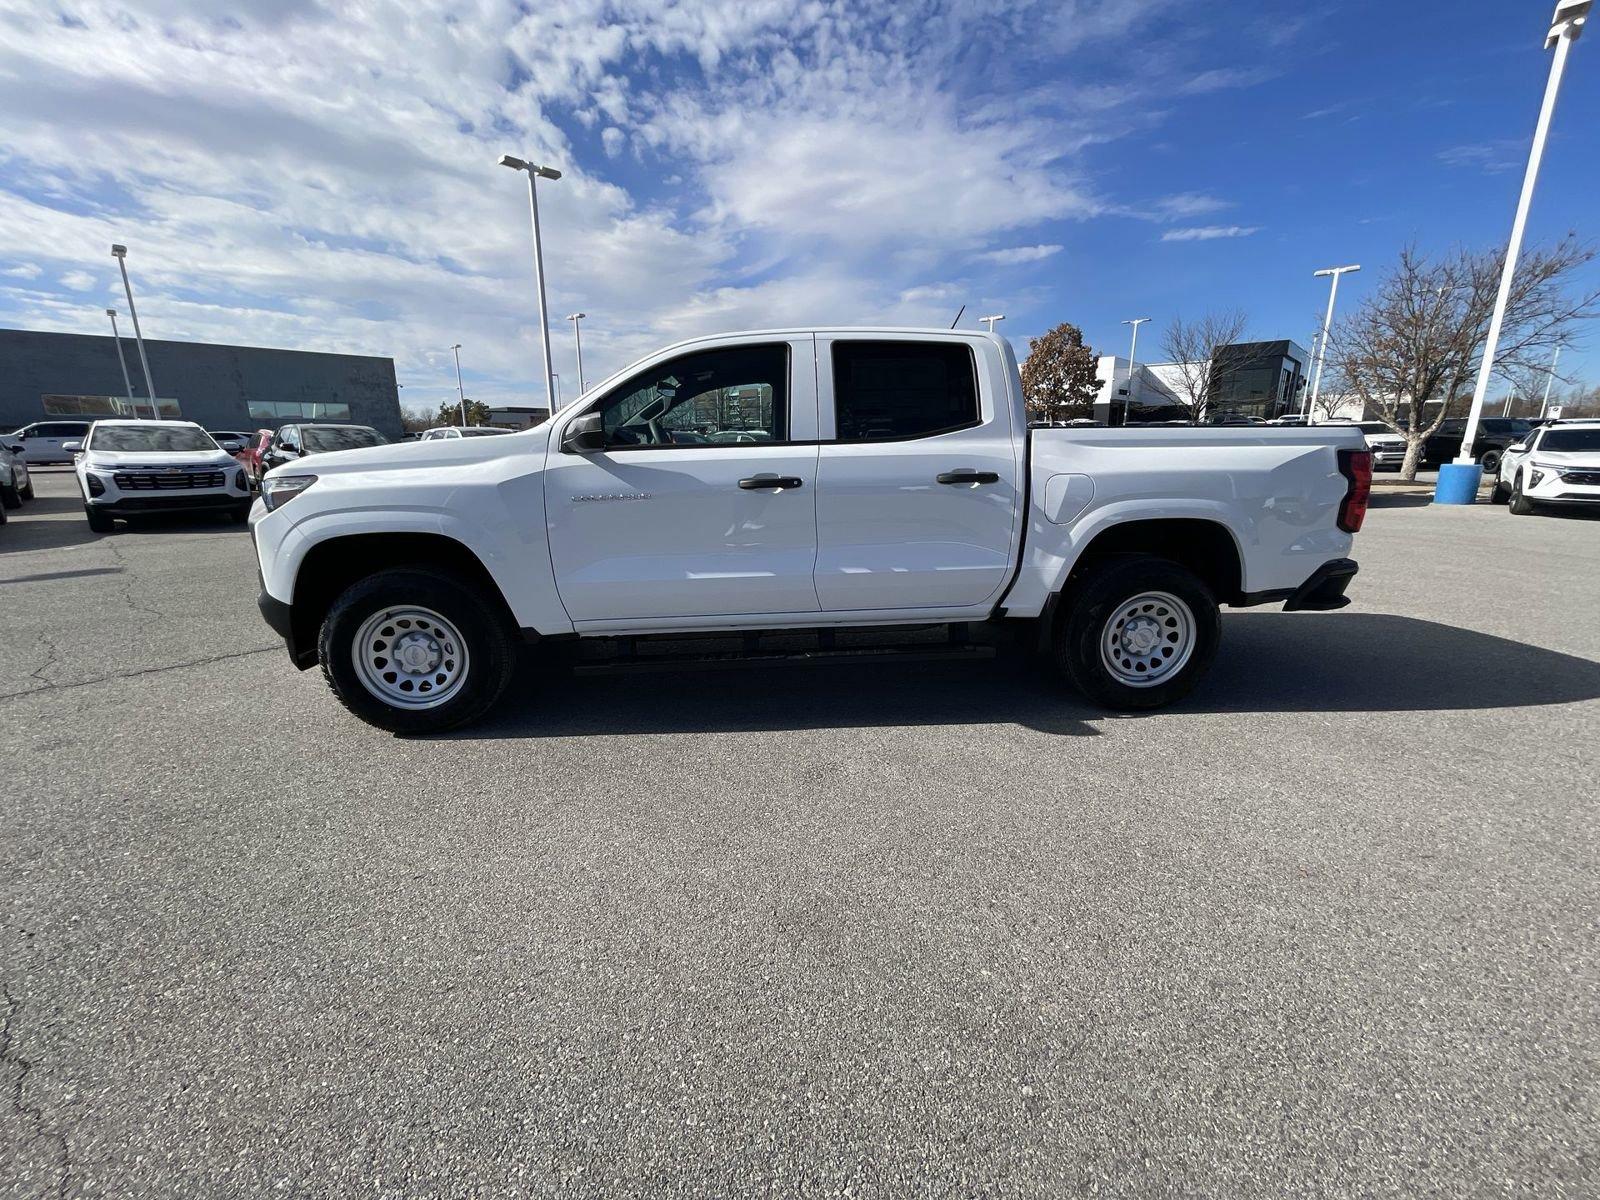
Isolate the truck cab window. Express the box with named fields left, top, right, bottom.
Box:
left=597, top=344, right=788, bottom=447
left=832, top=341, right=979, bottom=441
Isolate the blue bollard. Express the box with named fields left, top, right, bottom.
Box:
left=1434, top=462, right=1483, bottom=505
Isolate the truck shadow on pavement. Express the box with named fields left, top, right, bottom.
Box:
left=455, top=612, right=1600, bottom=740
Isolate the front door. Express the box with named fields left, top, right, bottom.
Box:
left=813, top=335, right=1021, bottom=612
left=544, top=336, right=821, bottom=624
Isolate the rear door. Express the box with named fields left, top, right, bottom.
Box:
left=813, top=335, right=1022, bottom=613
left=544, top=335, right=821, bottom=624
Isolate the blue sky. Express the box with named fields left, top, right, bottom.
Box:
left=0, top=0, right=1596, bottom=414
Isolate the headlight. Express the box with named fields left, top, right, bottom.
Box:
left=261, top=474, right=318, bottom=512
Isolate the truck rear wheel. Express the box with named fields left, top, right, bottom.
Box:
left=1053, top=555, right=1220, bottom=710
left=318, top=567, right=516, bottom=734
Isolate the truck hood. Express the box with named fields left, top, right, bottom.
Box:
left=84, top=448, right=238, bottom=470
left=263, top=425, right=551, bottom=480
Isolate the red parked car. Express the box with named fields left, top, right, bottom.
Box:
left=241, top=428, right=275, bottom=484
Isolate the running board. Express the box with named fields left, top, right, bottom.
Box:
left=572, top=641, right=994, bottom=676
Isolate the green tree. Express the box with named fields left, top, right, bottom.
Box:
left=1021, top=323, right=1100, bottom=423
left=432, top=398, right=492, bottom=428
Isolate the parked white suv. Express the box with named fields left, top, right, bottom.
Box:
left=70, top=419, right=253, bottom=532
left=1493, top=419, right=1600, bottom=514
left=252, top=328, right=1371, bottom=733
left=4, top=421, right=93, bottom=464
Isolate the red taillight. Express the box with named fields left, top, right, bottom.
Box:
left=1337, top=448, right=1372, bottom=533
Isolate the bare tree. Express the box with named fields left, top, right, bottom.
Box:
left=1326, top=237, right=1600, bottom=479
left=1021, top=322, right=1100, bottom=423
left=1158, top=310, right=1249, bottom=422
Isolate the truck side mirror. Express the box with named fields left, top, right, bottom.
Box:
left=562, top=412, right=605, bottom=453
left=62, top=441, right=82, bottom=452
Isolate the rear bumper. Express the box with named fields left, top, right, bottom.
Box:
left=1235, top=557, right=1359, bottom=611
left=1283, top=557, right=1359, bottom=612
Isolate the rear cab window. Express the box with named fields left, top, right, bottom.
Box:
left=830, top=341, right=980, bottom=441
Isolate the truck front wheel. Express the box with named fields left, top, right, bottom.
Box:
left=318, top=567, right=516, bottom=734
left=1053, top=555, right=1221, bottom=711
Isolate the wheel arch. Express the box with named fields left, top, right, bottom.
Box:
left=288, top=531, right=520, bottom=668
left=1062, top=516, right=1244, bottom=604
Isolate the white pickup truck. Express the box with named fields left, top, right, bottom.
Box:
left=251, top=329, right=1370, bottom=732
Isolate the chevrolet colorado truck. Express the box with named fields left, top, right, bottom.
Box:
left=251, top=329, right=1369, bottom=732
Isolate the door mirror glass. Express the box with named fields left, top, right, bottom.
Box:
left=562, top=412, right=605, bottom=453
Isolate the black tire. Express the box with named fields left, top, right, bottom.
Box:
left=1508, top=473, right=1535, bottom=516
left=18, top=478, right=32, bottom=501
left=1052, top=555, right=1221, bottom=711
left=228, top=502, right=251, bottom=524
left=1489, top=477, right=1509, bottom=505
left=85, top=505, right=115, bottom=533
left=0, top=483, right=19, bottom=510
left=318, top=567, right=516, bottom=734
left=1478, top=449, right=1502, bottom=476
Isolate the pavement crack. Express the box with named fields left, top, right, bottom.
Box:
left=104, top=541, right=163, bottom=618
left=1, top=986, right=73, bottom=1200
left=27, top=635, right=62, bottom=691
left=0, top=644, right=281, bottom=704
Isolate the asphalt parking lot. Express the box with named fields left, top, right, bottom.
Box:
left=3, top=468, right=1597, bottom=1198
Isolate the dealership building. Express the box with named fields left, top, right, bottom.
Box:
left=0, top=327, right=403, bottom=438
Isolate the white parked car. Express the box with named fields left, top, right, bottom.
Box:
left=4, top=420, right=93, bottom=464
left=69, top=419, right=254, bottom=532
left=251, top=328, right=1371, bottom=732
left=418, top=426, right=514, bottom=440
left=1493, top=419, right=1600, bottom=514
left=1, top=439, right=32, bottom=509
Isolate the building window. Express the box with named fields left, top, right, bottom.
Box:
left=246, top=400, right=353, bottom=422
left=42, top=394, right=182, bottom=419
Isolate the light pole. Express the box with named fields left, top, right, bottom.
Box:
left=1306, top=264, right=1360, bottom=422
left=1444, top=0, right=1589, bottom=503
left=566, top=312, right=587, bottom=397
left=105, top=308, right=137, bottom=416
left=450, top=343, right=467, bottom=426
left=1538, top=344, right=1563, bottom=417
left=498, top=154, right=561, bottom=413
left=1121, top=317, right=1151, bottom=424
left=111, top=244, right=156, bottom=414
left=979, top=314, right=1005, bottom=332
left=553, top=373, right=561, bottom=406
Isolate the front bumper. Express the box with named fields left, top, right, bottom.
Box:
left=91, top=493, right=248, bottom=515
left=1525, top=467, right=1600, bottom=504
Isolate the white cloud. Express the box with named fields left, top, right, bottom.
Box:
left=973, top=244, right=1064, bottom=266
left=1160, top=225, right=1261, bottom=242
left=1147, top=192, right=1232, bottom=221
left=0, top=1, right=1291, bottom=403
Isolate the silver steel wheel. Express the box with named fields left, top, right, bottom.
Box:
left=351, top=605, right=470, bottom=709
left=1099, top=590, right=1196, bottom=688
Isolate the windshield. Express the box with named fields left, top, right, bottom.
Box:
left=301, top=426, right=386, bottom=453
left=1539, top=428, right=1600, bottom=453
left=88, top=425, right=218, bottom=453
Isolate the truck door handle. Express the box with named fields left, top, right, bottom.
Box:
left=936, top=470, right=1000, bottom=485
left=738, top=474, right=804, bottom=490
